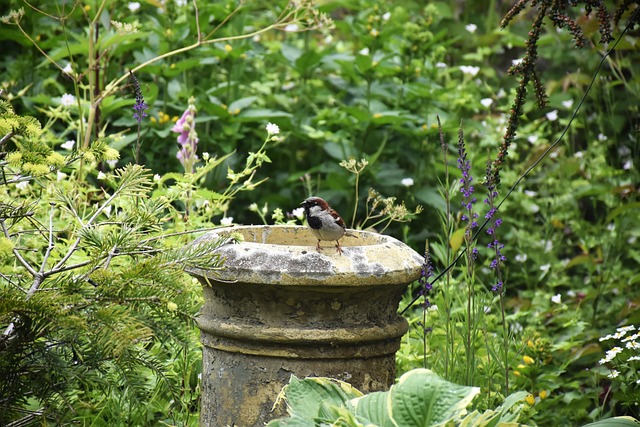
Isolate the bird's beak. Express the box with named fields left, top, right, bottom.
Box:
left=300, top=201, right=307, bottom=207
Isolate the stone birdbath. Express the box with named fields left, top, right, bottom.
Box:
left=185, top=224, right=423, bottom=427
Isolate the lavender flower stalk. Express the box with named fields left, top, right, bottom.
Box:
left=457, top=125, right=479, bottom=259
left=418, top=241, right=434, bottom=368
left=130, top=71, right=148, bottom=164
left=172, top=98, right=199, bottom=174
left=485, top=159, right=506, bottom=292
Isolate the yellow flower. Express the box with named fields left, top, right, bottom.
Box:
left=517, top=364, right=526, bottom=369
left=523, top=355, right=535, bottom=365
left=84, top=4, right=91, bottom=11
left=373, top=113, right=382, bottom=119
left=513, top=370, right=521, bottom=377
left=527, top=340, right=535, bottom=349
left=525, top=394, right=535, bottom=406
left=167, top=302, right=178, bottom=311
left=224, top=44, right=233, bottom=52
left=539, top=390, right=549, bottom=399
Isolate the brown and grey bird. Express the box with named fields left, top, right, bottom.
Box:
left=300, top=196, right=357, bottom=255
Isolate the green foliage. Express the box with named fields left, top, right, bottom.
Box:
left=267, top=369, right=530, bottom=427
left=1, top=0, right=639, bottom=425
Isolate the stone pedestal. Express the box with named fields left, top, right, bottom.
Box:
left=185, top=225, right=422, bottom=427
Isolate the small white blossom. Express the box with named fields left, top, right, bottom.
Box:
left=607, top=370, right=620, bottom=379
left=459, top=65, right=480, bottom=76
left=401, top=177, right=414, bottom=187
left=623, top=160, right=633, bottom=170
left=61, top=93, right=76, bottom=107
left=175, top=0, right=187, bottom=6
left=97, top=171, right=106, bottom=180
left=527, top=135, right=539, bottom=144
left=539, top=263, right=551, bottom=273
left=551, top=294, right=562, bottom=304
left=153, top=174, right=162, bottom=182
left=62, top=63, right=73, bottom=74
left=512, top=58, right=523, bottom=66
left=249, top=203, right=259, bottom=212
left=598, top=133, right=608, bottom=141
left=524, top=190, right=537, bottom=197
left=284, top=24, right=299, bottom=32
left=465, top=23, right=477, bottom=33
left=359, top=47, right=370, bottom=56
left=626, top=341, right=640, bottom=350
left=574, top=151, right=584, bottom=158
left=16, top=180, right=29, bottom=190
left=562, top=99, right=574, bottom=109
left=382, top=12, right=391, bottom=21
left=56, top=171, right=67, bottom=182
left=61, top=140, right=75, bottom=150
left=546, top=110, right=558, bottom=121
left=480, top=98, right=493, bottom=107
left=515, top=253, right=527, bottom=263
left=607, top=223, right=615, bottom=232
left=291, top=207, right=305, bottom=221
left=220, top=217, right=233, bottom=226
left=435, top=62, right=447, bottom=68
left=266, top=122, right=280, bottom=135
left=106, top=160, right=118, bottom=169
left=128, top=2, right=140, bottom=12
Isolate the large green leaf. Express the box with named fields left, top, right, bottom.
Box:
left=388, top=369, right=480, bottom=427
left=581, top=417, right=640, bottom=427
left=354, top=391, right=394, bottom=427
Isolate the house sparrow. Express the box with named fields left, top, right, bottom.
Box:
left=300, top=196, right=357, bottom=255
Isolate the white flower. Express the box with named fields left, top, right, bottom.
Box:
left=128, top=2, right=140, bottom=12
left=607, top=370, right=620, bottom=379
left=459, top=65, right=480, bottom=76
left=97, top=171, right=106, bottom=180
left=220, top=217, right=233, bottom=226
left=607, top=223, right=615, bottom=231
left=61, top=93, right=76, bottom=107
left=16, top=180, right=29, bottom=190
left=61, top=140, right=75, bottom=150
left=512, top=58, right=523, bottom=66
left=62, top=63, right=73, bottom=74
left=515, top=253, right=527, bottom=263
left=562, top=99, right=574, bottom=109
left=623, top=160, right=633, bottom=170
left=359, top=47, right=370, bottom=56
left=401, top=177, right=414, bottom=187
left=530, top=203, right=540, bottom=213
left=598, top=133, right=608, bottom=141
left=546, top=110, right=558, bottom=121
left=435, top=62, right=447, bottom=68
left=527, top=135, right=539, bottom=144
left=106, top=160, right=118, bottom=169
left=626, top=341, right=640, bottom=350
left=480, top=98, right=493, bottom=107
left=465, top=23, right=477, bottom=33
left=551, top=294, right=562, bottom=304
left=266, top=122, right=280, bottom=135
left=284, top=24, right=299, bottom=32
left=574, top=151, right=584, bottom=158
left=539, top=263, right=551, bottom=273
left=524, top=190, right=537, bottom=197
left=175, top=0, right=187, bottom=6
left=291, top=207, right=305, bottom=220
left=153, top=174, right=161, bottom=182
left=103, top=205, right=112, bottom=217
left=56, top=170, right=67, bottom=182
left=249, top=203, right=259, bottom=212
left=382, top=12, right=391, bottom=21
